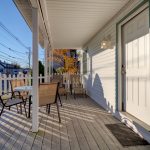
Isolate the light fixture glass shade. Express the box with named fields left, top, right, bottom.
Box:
left=100, top=35, right=112, bottom=49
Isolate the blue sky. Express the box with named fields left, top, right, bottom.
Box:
left=0, top=0, right=44, bottom=67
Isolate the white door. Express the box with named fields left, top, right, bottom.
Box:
left=122, top=8, right=150, bottom=125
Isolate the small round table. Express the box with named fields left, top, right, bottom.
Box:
left=14, top=86, right=32, bottom=118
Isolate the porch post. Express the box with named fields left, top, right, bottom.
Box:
left=48, top=48, right=51, bottom=79
left=51, top=49, right=54, bottom=76
left=32, top=7, right=39, bottom=132
left=44, top=39, right=48, bottom=82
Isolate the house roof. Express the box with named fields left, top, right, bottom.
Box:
left=0, top=61, right=20, bottom=69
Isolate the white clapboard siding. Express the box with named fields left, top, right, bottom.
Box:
left=83, top=0, right=142, bottom=112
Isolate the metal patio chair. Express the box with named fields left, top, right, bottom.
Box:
left=10, top=79, right=29, bottom=100
left=39, top=82, right=61, bottom=123
left=0, top=91, right=27, bottom=116
left=10, top=79, right=28, bottom=116
left=70, top=75, right=86, bottom=99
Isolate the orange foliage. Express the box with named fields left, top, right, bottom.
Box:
left=49, top=49, right=78, bottom=74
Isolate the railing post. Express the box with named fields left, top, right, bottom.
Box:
left=44, top=39, right=48, bottom=82
left=25, top=74, right=28, bottom=85
left=8, top=74, right=11, bottom=92
left=40, top=74, right=42, bottom=84
left=4, top=74, right=7, bottom=94
left=29, top=74, right=32, bottom=86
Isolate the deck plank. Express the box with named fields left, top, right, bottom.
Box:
left=69, top=97, right=90, bottom=150
left=31, top=110, right=46, bottom=150
left=0, top=95, right=149, bottom=150
left=3, top=111, right=28, bottom=150
left=51, top=105, right=61, bottom=150
left=64, top=99, right=80, bottom=150
left=0, top=108, right=24, bottom=149
left=41, top=112, right=53, bottom=150
left=76, top=97, right=109, bottom=150
left=75, top=97, right=100, bottom=150
left=59, top=99, right=70, bottom=150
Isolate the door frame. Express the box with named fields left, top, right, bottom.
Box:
left=116, top=0, right=150, bottom=111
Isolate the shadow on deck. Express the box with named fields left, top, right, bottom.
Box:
left=0, top=95, right=149, bottom=150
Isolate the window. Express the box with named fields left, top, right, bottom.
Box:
left=83, top=50, right=87, bottom=74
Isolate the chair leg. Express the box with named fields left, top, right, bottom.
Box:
left=46, top=104, right=48, bottom=112
left=48, top=104, right=51, bottom=114
left=20, top=103, right=22, bottom=114
left=58, top=93, right=62, bottom=107
left=23, top=102, right=27, bottom=117
left=16, top=105, right=19, bottom=113
left=0, top=106, right=4, bottom=116
left=9, top=106, right=11, bottom=110
left=56, top=101, right=61, bottom=123
left=74, top=92, right=76, bottom=99
left=85, top=91, right=87, bottom=98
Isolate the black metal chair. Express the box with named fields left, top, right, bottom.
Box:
left=0, top=92, right=27, bottom=116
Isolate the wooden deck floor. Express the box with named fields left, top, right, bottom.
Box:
left=0, top=96, right=150, bottom=150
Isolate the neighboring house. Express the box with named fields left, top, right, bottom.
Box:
left=0, top=61, right=23, bottom=75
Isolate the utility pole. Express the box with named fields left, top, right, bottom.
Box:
left=26, top=47, right=31, bottom=75
left=28, top=47, right=31, bottom=69
left=26, top=47, right=31, bottom=69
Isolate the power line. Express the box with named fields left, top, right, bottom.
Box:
left=0, top=49, right=28, bottom=64
left=0, top=55, right=13, bottom=63
left=0, top=42, right=27, bottom=55
left=0, top=50, right=22, bottom=60
left=0, top=55, right=23, bottom=65
left=0, top=21, right=30, bottom=51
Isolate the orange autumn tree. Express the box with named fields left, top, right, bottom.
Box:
left=49, top=49, right=78, bottom=74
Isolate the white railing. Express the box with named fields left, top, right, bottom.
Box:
left=0, top=73, right=83, bottom=95
left=0, top=73, right=49, bottom=95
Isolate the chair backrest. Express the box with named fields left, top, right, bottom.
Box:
left=39, top=82, right=59, bottom=106
left=52, top=75, right=63, bottom=84
left=70, top=75, right=82, bottom=88
left=10, top=79, right=25, bottom=91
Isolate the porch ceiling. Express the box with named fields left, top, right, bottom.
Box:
left=45, top=0, right=129, bottom=49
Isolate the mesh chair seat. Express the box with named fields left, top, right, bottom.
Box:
left=5, top=98, right=23, bottom=107
left=59, top=87, right=67, bottom=95
left=73, top=87, right=86, bottom=94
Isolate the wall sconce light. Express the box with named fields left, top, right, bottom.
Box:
left=100, top=35, right=112, bottom=49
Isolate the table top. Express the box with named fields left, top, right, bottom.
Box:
left=14, top=86, right=32, bottom=92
